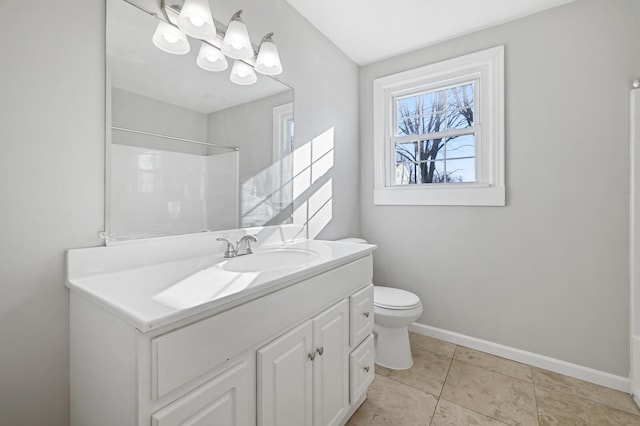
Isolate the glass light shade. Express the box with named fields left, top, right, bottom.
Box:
left=196, top=43, right=228, bottom=72
left=254, top=39, right=283, bottom=76
left=152, top=21, right=190, bottom=55
left=229, top=60, right=257, bottom=85
left=221, top=17, right=253, bottom=60
left=177, top=0, right=216, bottom=40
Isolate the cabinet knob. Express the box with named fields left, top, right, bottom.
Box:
left=316, top=347, right=324, bottom=356
left=363, top=365, right=370, bottom=373
left=308, top=352, right=316, bottom=361
left=363, top=311, right=370, bottom=318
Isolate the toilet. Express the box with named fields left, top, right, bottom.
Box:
left=337, top=238, right=423, bottom=370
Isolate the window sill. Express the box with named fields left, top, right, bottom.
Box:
left=373, top=185, right=505, bottom=206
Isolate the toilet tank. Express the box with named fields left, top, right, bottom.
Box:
left=336, top=237, right=367, bottom=244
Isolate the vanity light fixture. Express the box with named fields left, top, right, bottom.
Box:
left=196, top=42, right=228, bottom=71
left=221, top=10, right=253, bottom=61
left=254, top=33, right=283, bottom=76
left=150, top=1, right=283, bottom=85
left=229, top=60, right=257, bottom=85
left=152, top=20, right=190, bottom=54
left=177, top=0, right=216, bottom=39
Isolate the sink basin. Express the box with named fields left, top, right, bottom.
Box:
left=220, top=248, right=319, bottom=273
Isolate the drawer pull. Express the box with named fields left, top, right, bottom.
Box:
left=316, top=347, right=324, bottom=356
left=308, top=352, right=316, bottom=361
left=363, top=365, right=370, bottom=373
left=363, top=311, right=370, bottom=318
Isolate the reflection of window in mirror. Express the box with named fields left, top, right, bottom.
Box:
left=273, top=102, right=294, bottom=161
left=272, top=102, right=294, bottom=212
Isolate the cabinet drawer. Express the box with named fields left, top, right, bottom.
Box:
left=349, top=284, right=374, bottom=347
left=349, top=334, right=374, bottom=404
left=152, top=359, right=252, bottom=426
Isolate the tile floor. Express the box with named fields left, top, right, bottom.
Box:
left=347, top=333, right=640, bottom=426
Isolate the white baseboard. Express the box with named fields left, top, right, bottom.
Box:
left=409, top=322, right=630, bottom=393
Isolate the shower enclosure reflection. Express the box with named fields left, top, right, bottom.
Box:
left=105, top=0, right=294, bottom=242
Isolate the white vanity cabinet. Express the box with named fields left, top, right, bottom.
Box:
left=258, top=300, right=349, bottom=426
left=68, top=241, right=375, bottom=426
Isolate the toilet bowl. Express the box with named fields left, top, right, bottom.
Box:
left=373, top=286, right=423, bottom=369
left=336, top=238, right=423, bottom=370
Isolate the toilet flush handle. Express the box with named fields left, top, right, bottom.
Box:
left=363, top=311, right=370, bottom=318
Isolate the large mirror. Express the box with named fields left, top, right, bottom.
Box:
left=105, top=0, right=294, bottom=242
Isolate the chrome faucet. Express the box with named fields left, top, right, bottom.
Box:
left=236, top=234, right=258, bottom=256
left=217, top=237, right=237, bottom=258
left=217, top=235, right=258, bottom=258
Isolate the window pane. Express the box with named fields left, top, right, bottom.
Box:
left=395, top=162, right=415, bottom=184
left=411, top=161, right=445, bottom=184
left=445, top=158, right=475, bottom=182
left=395, top=141, right=419, bottom=162
left=445, top=134, right=475, bottom=159
left=396, top=95, right=420, bottom=120
left=447, top=83, right=474, bottom=110
left=396, top=114, right=426, bottom=136
left=423, top=89, right=447, bottom=113
left=422, top=112, right=446, bottom=133
left=395, top=161, right=426, bottom=184
left=446, top=83, right=474, bottom=129
left=447, top=108, right=474, bottom=129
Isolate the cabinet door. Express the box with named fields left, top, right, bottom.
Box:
left=313, top=300, right=349, bottom=426
left=258, top=321, right=313, bottom=426
left=151, top=360, right=251, bottom=426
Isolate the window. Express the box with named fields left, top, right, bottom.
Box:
left=373, top=46, right=505, bottom=206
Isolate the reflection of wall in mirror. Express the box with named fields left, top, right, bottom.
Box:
left=207, top=91, right=294, bottom=227
left=110, top=89, right=239, bottom=239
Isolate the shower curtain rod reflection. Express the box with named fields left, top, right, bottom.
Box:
left=111, top=126, right=239, bottom=151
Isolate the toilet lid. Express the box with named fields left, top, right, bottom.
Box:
left=374, top=286, right=421, bottom=310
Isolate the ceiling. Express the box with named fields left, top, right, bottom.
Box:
left=285, top=0, right=576, bottom=65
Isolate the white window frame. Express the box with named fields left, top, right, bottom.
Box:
left=373, top=45, right=505, bottom=206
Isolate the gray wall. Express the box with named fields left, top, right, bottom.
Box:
left=0, top=0, right=359, bottom=425
left=360, top=0, right=640, bottom=376
left=0, top=1, right=105, bottom=425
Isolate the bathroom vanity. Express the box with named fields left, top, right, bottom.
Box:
left=67, top=227, right=376, bottom=426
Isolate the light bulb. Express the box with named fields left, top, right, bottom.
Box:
left=163, top=33, right=179, bottom=44
left=230, top=60, right=257, bottom=85
left=196, top=42, right=228, bottom=72
left=189, top=15, right=205, bottom=27
left=177, top=0, right=216, bottom=40
left=221, top=11, right=254, bottom=60
left=254, top=33, right=283, bottom=76
left=152, top=21, right=190, bottom=55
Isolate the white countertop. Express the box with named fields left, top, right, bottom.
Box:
left=67, top=237, right=376, bottom=332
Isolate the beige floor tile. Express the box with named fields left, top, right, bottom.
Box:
left=441, top=360, right=538, bottom=426
left=533, top=368, right=640, bottom=416
left=409, top=332, right=457, bottom=358
left=349, top=374, right=437, bottom=426
left=454, top=346, right=533, bottom=382
left=376, top=346, right=453, bottom=397
left=536, top=385, right=640, bottom=426
left=431, top=399, right=510, bottom=425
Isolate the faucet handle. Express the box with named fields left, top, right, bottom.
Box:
left=217, top=237, right=236, bottom=258
left=237, top=234, right=258, bottom=254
